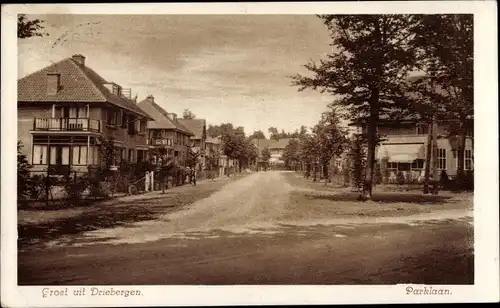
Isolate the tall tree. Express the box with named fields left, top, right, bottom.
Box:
left=410, top=15, right=473, bottom=187
left=18, top=14, right=47, bottom=39
left=249, top=130, right=266, bottom=140
left=182, top=109, right=196, bottom=119
left=268, top=127, right=279, bottom=140
left=293, top=15, right=418, bottom=200
left=282, top=139, right=301, bottom=170
left=260, top=146, right=272, bottom=170
left=311, top=109, right=348, bottom=181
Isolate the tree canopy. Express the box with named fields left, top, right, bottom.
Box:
left=182, top=109, right=196, bottom=119
left=18, top=14, right=47, bottom=39
left=292, top=15, right=420, bottom=199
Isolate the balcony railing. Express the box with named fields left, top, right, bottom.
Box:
left=148, top=138, right=173, bottom=146
left=33, top=118, right=102, bottom=132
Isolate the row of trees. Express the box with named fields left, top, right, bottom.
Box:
left=291, top=14, right=473, bottom=200
left=281, top=109, right=349, bottom=179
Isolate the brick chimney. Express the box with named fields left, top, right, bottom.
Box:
left=47, top=73, right=61, bottom=95
left=72, top=54, right=85, bottom=66
left=168, top=113, right=177, bottom=121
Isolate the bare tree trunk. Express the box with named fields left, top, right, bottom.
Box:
left=423, top=122, right=432, bottom=194
left=362, top=105, right=378, bottom=201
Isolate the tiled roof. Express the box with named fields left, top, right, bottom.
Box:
left=177, top=119, right=206, bottom=140
left=137, top=97, right=193, bottom=135
left=17, top=56, right=152, bottom=119
left=251, top=138, right=295, bottom=150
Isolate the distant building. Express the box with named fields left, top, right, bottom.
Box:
left=137, top=95, right=193, bottom=166
left=17, top=54, right=153, bottom=174
left=251, top=138, right=295, bottom=166
left=177, top=118, right=207, bottom=168
left=350, top=117, right=473, bottom=179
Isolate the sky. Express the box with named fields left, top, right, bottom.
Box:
left=18, top=15, right=336, bottom=138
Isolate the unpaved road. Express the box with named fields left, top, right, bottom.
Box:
left=19, top=171, right=474, bottom=285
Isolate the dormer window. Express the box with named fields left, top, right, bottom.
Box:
left=47, top=73, right=61, bottom=95
left=416, top=123, right=429, bottom=135
left=104, top=82, right=122, bottom=96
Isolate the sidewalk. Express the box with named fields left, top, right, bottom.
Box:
left=18, top=172, right=248, bottom=227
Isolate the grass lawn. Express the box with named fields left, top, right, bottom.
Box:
left=283, top=172, right=473, bottom=220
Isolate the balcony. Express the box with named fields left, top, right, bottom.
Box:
left=33, top=118, right=102, bottom=133
left=148, top=138, right=173, bottom=146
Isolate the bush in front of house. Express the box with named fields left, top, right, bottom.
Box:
left=439, top=170, right=451, bottom=190
left=63, top=176, right=90, bottom=204
left=373, top=162, right=383, bottom=185
left=380, top=157, right=390, bottom=184
left=396, top=170, right=405, bottom=185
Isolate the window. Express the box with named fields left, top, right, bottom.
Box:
left=121, top=112, right=127, bottom=128
left=121, top=148, right=127, bottom=161
left=88, top=146, right=98, bottom=165
left=438, top=148, right=447, bottom=170
left=107, top=109, right=120, bottom=126
left=140, top=121, right=147, bottom=133
left=416, top=124, right=429, bottom=135
left=48, top=146, right=70, bottom=165
left=411, top=159, right=425, bottom=169
left=134, top=120, right=140, bottom=134
left=72, top=146, right=88, bottom=165
left=465, top=149, right=473, bottom=170
left=398, top=163, right=411, bottom=171
left=32, top=145, right=48, bottom=164
left=128, top=116, right=137, bottom=135
left=387, top=162, right=398, bottom=169
left=128, top=149, right=134, bottom=162
left=466, top=126, right=473, bottom=137
left=137, top=150, right=145, bottom=162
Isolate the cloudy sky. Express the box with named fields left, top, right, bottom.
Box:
left=18, top=15, right=335, bottom=137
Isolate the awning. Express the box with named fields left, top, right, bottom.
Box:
left=376, top=143, right=425, bottom=162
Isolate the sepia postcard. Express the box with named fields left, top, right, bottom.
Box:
left=1, top=2, right=499, bottom=307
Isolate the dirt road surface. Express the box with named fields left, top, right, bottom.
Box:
left=19, top=171, right=473, bottom=285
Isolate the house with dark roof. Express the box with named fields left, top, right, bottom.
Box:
left=177, top=118, right=207, bottom=167
left=251, top=138, right=295, bottom=166
left=17, top=54, right=153, bottom=173
left=137, top=95, right=193, bottom=166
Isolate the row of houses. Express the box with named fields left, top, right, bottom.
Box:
left=17, top=54, right=237, bottom=177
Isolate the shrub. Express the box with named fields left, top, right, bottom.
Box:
left=440, top=170, right=450, bottom=190
left=380, top=157, right=390, bottom=184
left=463, top=170, right=474, bottom=190
left=396, top=170, right=405, bottom=185
left=373, top=162, right=382, bottom=185
left=349, top=135, right=366, bottom=190
left=17, top=141, right=32, bottom=202
left=64, top=176, right=90, bottom=203
left=29, top=175, right=45, bottom=200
